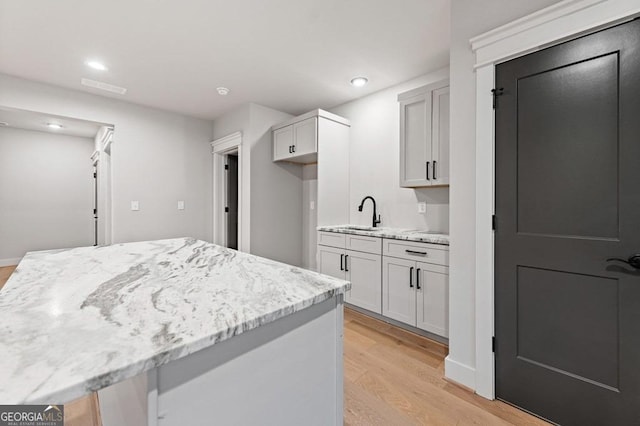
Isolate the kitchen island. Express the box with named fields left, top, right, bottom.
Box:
left=0, top=238, right=350, bottom=425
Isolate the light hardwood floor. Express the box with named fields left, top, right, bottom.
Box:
left=1, top=265, right=545, bottom=425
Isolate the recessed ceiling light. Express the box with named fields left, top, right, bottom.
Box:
left=0, top=122, right=8, bottom=127
left=47, top=123, right=64, bottom=130
left=217, top=87, right=230, bottom=96
left=350, top=77, right=369, bottom=87
left=86, top=60, right=108, bottom=71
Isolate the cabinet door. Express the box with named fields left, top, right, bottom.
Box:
left=273, top=125, right=294, bottom=161
left=345, top=250, right=382, bottom=314
left=431, top=86, right=450, bottom=186
left=382, top=256, right=416, bottom=326
left=416, top=262, right=449, bottom=337
left=317, top=245, right=346, bottom=281
left=293, top=117, right=317, bottom=157
left=399, top=93, right=431, bottom=187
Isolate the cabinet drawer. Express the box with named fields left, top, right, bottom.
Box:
left=383, top=239, right=449, bottom=266
left=317, top=231, right=345, bottom=249
left=345, top=234, right=381, bottom=255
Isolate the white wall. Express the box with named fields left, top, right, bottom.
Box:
left=0, top=127, right=94, bottom=263
left=446, top=0, right=562, bottom=388
left=0, top=74, right=213, bottom=251
left=212, top=103, right=302, bottom=266
left=330, top=68, right=450, bottom=232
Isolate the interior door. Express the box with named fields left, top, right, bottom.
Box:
left=225, top=154, right=238, bottom=250
left=495, top=19, right=640, bottom=425
left=345, top=249, right=382, bottom=314
left=382, top=257, right=416, bottom=326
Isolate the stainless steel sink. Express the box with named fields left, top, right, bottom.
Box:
left=340, top=225, right=381, bottom=232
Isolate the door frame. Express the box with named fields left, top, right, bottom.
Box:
left=211, top=132, right=245, bottom=250
left=469, top=0, right=640, bottom=399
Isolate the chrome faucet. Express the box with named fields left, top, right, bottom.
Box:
left=358, top=196, right=382, bottom=228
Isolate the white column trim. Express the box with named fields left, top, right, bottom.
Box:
left=471, top=0, right=640, bottom=400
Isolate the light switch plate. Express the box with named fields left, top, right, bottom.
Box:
left=418, top=202, right=427, bottom=213
left=310, top=201, right=315, bottom=210
left=178, top=201, right=185, bottom=210
left=131, top=201, right=139, bottom=211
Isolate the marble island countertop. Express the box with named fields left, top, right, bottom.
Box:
left=317, top=225, right=450, bottom=246
left=0, top=238, right=350, bottom=404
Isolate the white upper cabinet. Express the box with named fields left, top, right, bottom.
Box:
left=293, top=117, right=317, bottom=157
left=271, top=111, right=345, bottom=164
left=431, top=86, right=450, bottom=186
left=398, top=79, right=450, bottom=188
left=273, top=125, right=294, bottom=161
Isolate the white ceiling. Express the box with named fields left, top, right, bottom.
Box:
left=0, top=0, right=450, bottom=120
left=0, top=107, right=106, bottom=138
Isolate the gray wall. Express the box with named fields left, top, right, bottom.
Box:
left=447, top=0, right=562, bottom=385
left=212, top=103, right=302, bottom=267
left=0, top=127, right=94, bottom=261
left=0, top=73, right=213, bottom=250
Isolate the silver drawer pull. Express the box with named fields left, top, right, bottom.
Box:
left=405, top=249, right=427, bottom=256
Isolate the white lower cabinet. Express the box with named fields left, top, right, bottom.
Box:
left=382, top=242, right=449, bottom=337
left=319, top=233, right=448, bottom=337
left=317, top=235, right=382, bottom=314
left=345, top=250, right=381, bottom=313
left=317, top=245, right=345, bottom=280
left=416, top=262, right=449, bottom=337
left=381, top=256, right=416, bottom=325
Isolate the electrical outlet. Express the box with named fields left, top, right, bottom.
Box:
left=178, top=201, right=185, bottom=210
left=418, top=202, right=427, bottom=214
left=131, top=201, right=139, bottom=211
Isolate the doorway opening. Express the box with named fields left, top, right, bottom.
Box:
left=211, top=132, right=243, bottom=251
left=0, top=106, right=114, bottom=266
left=225, top=152, right=239, bottom=250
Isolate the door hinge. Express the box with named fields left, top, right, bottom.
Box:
left=492, top=215, right=497, bottom=230
left=225, top=207, right=229, bottom=213
left=93, top=208, right=97, bottom=215
left=224, top=164, right=229, bottom=170
left=93, top=172, right=97, bottom=178
left=492, top=336, right=496, bottom=353
left=491, top=87, right=504, bottom=109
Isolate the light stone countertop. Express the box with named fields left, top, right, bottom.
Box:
left=0, top=238, right=350, bottom=404
left=317, top=225, right=450, bottom=246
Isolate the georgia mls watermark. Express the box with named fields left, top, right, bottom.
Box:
left=0, top=405, right=63, bottom=426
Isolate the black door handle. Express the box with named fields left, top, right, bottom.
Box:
left=409, top=266, right=414, bottom=288
left=607, top=254, right=640, bottom=270
left=340, top=254, right=344, bottom=271
left=426, top=162, right=430, bottom=180
left=405, top=249, right=427, bottom=256
left=288, top=145, right=292, bottom=153
left=345, top=255, right=349, bottom=272
left=433, top=161, right=437, bottom=180
left=292, top=145, right=296, bottom=153
left=416, top=268, right=421, bottom=290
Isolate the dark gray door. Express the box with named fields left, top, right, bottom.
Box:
left=226, top=154, right=238, bottom=250
left=495, top=19, right=640, bottom=425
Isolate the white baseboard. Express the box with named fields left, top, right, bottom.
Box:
left=444, top=356, right=476, bottom=391
left=0, top=257, right=21, bottom=267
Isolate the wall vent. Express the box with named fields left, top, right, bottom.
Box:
left=81, top=78, right=127, bottom=95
